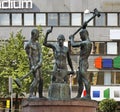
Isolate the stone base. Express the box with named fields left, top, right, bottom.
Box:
left=48, top=83, right=71, bottom=100
left=22, top=99, right=98, bottom=112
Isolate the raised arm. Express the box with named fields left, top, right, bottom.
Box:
left=69, top=35, right=81, bottom=47
left=43, top=26, right=54, bottom=49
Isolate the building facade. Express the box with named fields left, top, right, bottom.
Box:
left=0, top=0, right=120, bottom=101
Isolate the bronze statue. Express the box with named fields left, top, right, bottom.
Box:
left=25, top=29, right=43, bottom=98
left=69, top=8, right=100, bottom=100
left=43, top=27, right=74, bottom=83
left=69, top=28, right=92, bottom=99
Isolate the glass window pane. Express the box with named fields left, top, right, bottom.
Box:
left=48, top=13, right=58, bottom=26
left=107, top=42, right=117, bottom=54
left=95, top=13, right=106, bottom=26
left=96, top=72, right=104, bottom=85
left=111, top=72, right=120, bottom=84
left=107, top=13, right=117, bottom=26
left=0, top=14, right=9, bottom=26
left=116, top=72, right=120, bottom=84
left=83, top=13, right=93, bottom=26
left=71, top=13, right=81, bottom=26
left=24, top=13, right=34, bottom=26
left=12, top=13, right=22, bottom=26
left=36, top=13, right=46, bottom=26
left=94, top=42, right=105, bottom=55
left=60, top=13, right=70, bottom=26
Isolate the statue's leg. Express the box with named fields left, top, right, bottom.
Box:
left=76, top=72, right=83, bottom=98
left=38, top=78, right=43, bottom=98
left=29, top=77, right=37, bottom=98
left=35, top=69, right=43, bottom=98
left=79, top=61, right=91, bottom=99
left=82, top=75, right=91, bottom=99
left=29, top=70, right=39, bottom=98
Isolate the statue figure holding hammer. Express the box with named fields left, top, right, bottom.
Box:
left=25, top=29, right=43, bottom=98
left=69, top=27, right=92, bottom=99
left=43, top=27, right=74, bottom=83
left=69, top=8, right=100, bottom=99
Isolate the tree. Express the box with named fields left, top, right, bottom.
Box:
left=0, top=30, right=29, bottom=97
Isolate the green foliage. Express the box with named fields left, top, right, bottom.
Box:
left=0, top=30, right=29, bottom=97
left=99, top=99, right=118, bottom=112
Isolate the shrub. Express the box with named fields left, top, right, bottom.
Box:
left=99, top=99, right=118, bottom=112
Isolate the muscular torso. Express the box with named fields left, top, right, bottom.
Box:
left=79, top=40, right=92, bottom=70
left=25, top=41, right=41, bottom=67
left=53, top=44, right=68, bottom=70
left=80, top=40, right=92, bottom=60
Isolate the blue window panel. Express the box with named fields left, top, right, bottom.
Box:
left=93, top=91, right=100, bottom=98
left=102, top=59, right=112, bottom=68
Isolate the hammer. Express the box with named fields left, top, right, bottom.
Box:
left=72, top=8, right=101, bottom=36
left=14, top=69, right=33, bottom=88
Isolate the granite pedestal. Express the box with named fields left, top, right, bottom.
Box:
left=22, top=99, right=98, bottom=112
left=22, top=83, right=98, bottom=112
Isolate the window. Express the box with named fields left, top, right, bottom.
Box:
left=60, top=13, right=70, bottom=26
left=96, top=72, right=104, bottom=85
left=95, top=13, right=106, bottom=26
left=48, top=13, right=58, bottom=26
left=93, top=42, right=105, bottom=55
left=83, top=13, right=93, bottom=26
left=24, top=13, right=34, bottom=26
left=107, top=42, right=117, bottom=55
left=71, top=13, right=82, bottom=26
left=0, top=12, right=120, bottom=27
left=0, top=14, right=9, bottom=26
left=107, top=13, right=118, bottom=26
left=36, top=13, right=46, bottom=26
left=115, top=72, right=120, bottom=84
left=111, top=72, right=120, bottom=84
left=12, top=13, right=22, bottom=26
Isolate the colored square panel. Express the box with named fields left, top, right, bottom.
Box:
left=102, top=59, right=112, bottom=68
left=94, top=57, right=102, bottom=69
left=104, top=88, right=110, bottom=98
left=93, top=91, right=100, bottom=98
left=113, top=56, right=120, bottom=68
